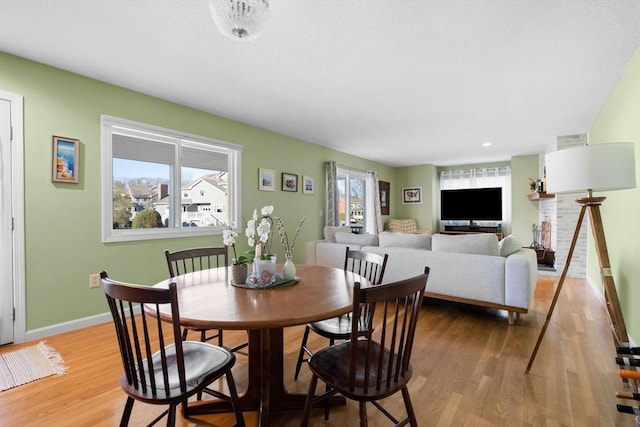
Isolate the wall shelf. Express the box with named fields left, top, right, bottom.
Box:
left=528, top=191, right=555, bottom=201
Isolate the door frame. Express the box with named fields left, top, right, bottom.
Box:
left=0, top=90, right=26, bottom=345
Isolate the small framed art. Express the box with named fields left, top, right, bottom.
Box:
left=52, top=135, right=80, bottom=183
left=379, top=181, right=390, bottom=215
left=302, top=176, right=314, bottom=194
left=281, top=173, right=298, bottom=192
left=402, top=187, right=422, bottom=204
left=258, top=168, right=275, bottom=191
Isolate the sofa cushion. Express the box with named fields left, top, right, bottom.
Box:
left=431, top=233, right=500, bottom=256
left=378, top=231, right=431, bottom=249
left=499, top=234, right=523, bottom=257
left=323, top=226, right=352, bottom=243
left=335, top=232, right=379, bottom=247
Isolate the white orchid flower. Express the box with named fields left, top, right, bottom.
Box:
left=261, top=205, right=274, bottom=216
left=222, top=229, right=237, bottom=246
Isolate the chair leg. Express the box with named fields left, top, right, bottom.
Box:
left=119, top=397, right=135, bottom=427
left=401, top=386, right=418, bottom=427
left=226, top=369, right=246, bottom=427
left=167, top=403, right=176, bottom=426
left=294, top=325, right=311, bottom=380
left=181, top=328, right=189, bottom=341
left=359, top=401, right=368, bottom=427
left=300, top=373, right=318, bottom=427
left=218, top=329, right=224, bottom=347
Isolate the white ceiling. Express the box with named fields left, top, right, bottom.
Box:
left=1, top=1, right=639, bottom=167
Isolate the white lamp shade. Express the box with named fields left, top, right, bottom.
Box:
left=545, top=142, right=636, bottom=194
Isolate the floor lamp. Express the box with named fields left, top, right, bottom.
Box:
left=526, top=142, right=637, bottom=374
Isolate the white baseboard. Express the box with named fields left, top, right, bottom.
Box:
left=24, top=311, right=113, bottom=342
left=586, top=276, right=637, bottom=347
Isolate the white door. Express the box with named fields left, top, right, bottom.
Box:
left=0, top=98, right=14, bottom=345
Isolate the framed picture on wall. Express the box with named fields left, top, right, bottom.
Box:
left=258, top=168, right=275, bottom=191
left=379, top=181, right=390, bottom=215
left=52, top=135, right=80, bottom=183
left=302, top=176, right=314, bottom=194
left=402, top=187, right=422, bottom=204
left=281, top=173, right=298, bottom=192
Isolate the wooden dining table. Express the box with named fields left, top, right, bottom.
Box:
left=152, top=264, right=366, bottom=426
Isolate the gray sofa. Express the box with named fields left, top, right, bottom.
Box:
left=305, top=229, right=537, bottom=325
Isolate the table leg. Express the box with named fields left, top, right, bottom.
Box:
left=187, top=328, right=345, bottom=425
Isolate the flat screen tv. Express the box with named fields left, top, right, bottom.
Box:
left=440, top=187, right=503, bottom=222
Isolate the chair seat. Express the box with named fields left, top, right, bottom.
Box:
left=121, top=341, right=235, bottom=402
left=308, top=340, right=413, bottom=401
left=308, top=314, right=368, bottom=340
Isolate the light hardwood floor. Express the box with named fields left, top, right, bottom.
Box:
left=0, top=276, right=636, bottom=426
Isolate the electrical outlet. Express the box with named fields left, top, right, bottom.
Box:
left=89, top=273, right=101, bottom=288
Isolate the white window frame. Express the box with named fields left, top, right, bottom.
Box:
left=101, top=115, right=242, bottom=243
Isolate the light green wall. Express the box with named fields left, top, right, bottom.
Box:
left=588, top=45, right=640, bottom=344
left=511, top=155, right=541, bottom=241
left=394, top=165, right=438, bottom=232
left=0, top=52, right=395, bottom=330
left=405, top=160, right=537, bottom=237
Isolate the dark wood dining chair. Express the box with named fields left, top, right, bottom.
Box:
left=100, top=271, right=245, bottom=427
left=300, top=267, right=430, bottom=427
left=165, top=247, right=247, bottom=353
left=294, top=247, right=388, bottom=381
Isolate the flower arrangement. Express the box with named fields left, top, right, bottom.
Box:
left=245, top=205, right=275, bottom=260
left=274, top=216, right=306, bottom=258
left=222, top=226, right=250, bottom=265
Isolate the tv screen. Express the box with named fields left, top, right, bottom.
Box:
left=440, top=187, right=503, bottom=221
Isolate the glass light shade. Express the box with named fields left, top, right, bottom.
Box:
left=209, top=0, right=270, bottom=41
left=545, top=142, right=637, bottom=194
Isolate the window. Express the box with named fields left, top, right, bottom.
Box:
left=337, top=167, right=367, bottom=234
left=101, top=115, right=242, bottom=242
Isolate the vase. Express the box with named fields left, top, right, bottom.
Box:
left=283, top=256, right=296, bottom=280
left=254, top=259, right=276, bottom=276
left=231, top=264, right=248, bottom=284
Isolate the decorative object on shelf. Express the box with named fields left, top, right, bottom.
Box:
left=209, top=0, right=270, bottom=41
left=274, top=216, right=306, bottom=280
left=52, top=135, right=80, bottom=183
left=526, top=142, right=636, bottom=374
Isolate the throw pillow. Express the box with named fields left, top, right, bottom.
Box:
left=324, top=226, right=352, bottom=243
left=378, top=231, right=431, bottom=249
left=499, top=234, right=523, bottom=257
left=334, top=232, right=379, bottom=247
left=387, top=219, right=418, bottom=234
left=431, top=233, right=500, bottom=256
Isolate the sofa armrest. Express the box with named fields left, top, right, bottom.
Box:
left=305, top=240, right=323, bottom=265
left=504, top=248, right=537, bottom=309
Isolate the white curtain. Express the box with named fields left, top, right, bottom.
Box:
left=365, top=171, right=382, bottom=234
left=440, top=167, right=512, bottom=234
left=325, top=161, right=339, bottom=226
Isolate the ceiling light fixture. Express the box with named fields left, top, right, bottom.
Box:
left=209, top=0, right=270, bottom=41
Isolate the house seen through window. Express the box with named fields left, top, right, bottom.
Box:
left=337, top=167, right=367, bottom=234
left=102, top=115, right=242, bottom=242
